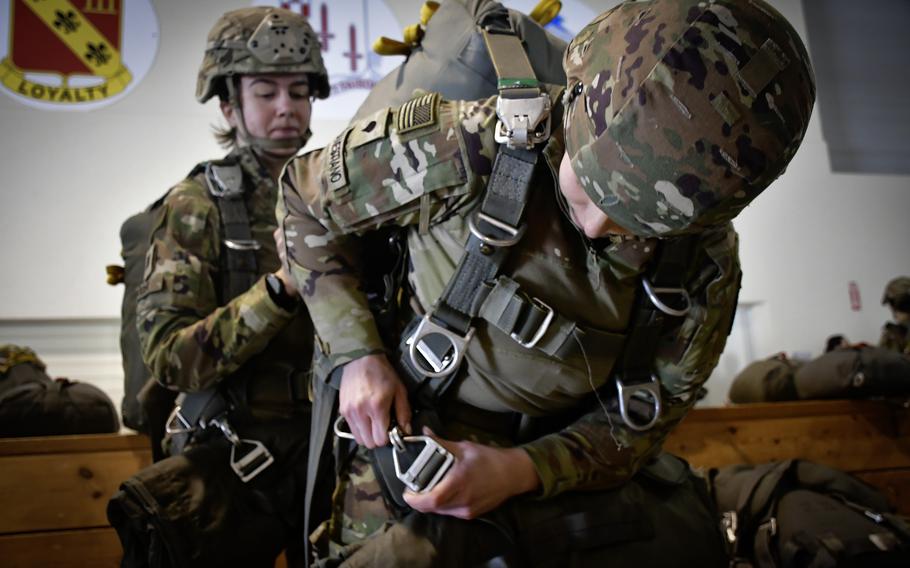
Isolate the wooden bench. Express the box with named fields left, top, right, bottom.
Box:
left=1, top=399, right=908, bottom=566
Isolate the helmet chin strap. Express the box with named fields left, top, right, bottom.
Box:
left=226, top=79, right=312, bottom=154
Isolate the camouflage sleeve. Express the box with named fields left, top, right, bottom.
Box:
left=523, top=226, right=742, bottom=498
left=137, top=181, right=296, bottom=392
left=278, top=95, right=497, bottom=369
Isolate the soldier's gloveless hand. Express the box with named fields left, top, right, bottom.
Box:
left=272, top=227, right=299, bottom=298
left=338, top=353, right=411, bottom=448
left=403, top=427, right=540, bottom=519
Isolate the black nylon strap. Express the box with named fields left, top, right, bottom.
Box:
left=617, top=236, right=696, bottom=385
left=434, top=146, right=538, bottom=334
left=217, top=195, right=259, bottom=303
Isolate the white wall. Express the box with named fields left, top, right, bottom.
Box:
left=0, top=1, right=907, bottom=412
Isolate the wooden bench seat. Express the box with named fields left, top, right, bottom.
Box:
left=1, top=399, right=908, bottom=566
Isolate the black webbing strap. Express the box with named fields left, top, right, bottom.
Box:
left=401, top=29, right=550, bottom=403
left=204, top=161, right=259, bottom=303
left=612, top=236, right=697, bottom=429
left=433, top=145, right=539, bottom=334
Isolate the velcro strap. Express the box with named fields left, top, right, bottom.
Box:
left=738, top=38, right=790, bottom=98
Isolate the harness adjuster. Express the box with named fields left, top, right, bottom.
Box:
left=390, top=426, right=454, bottom=493
left=494, top=93, right=552, bottom=149
left=406, top=315, right=474, bottom=378
left=511, top=297, right=555, bottom=349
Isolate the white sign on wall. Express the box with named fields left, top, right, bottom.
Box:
left=0, top=0, right=159, bottom=111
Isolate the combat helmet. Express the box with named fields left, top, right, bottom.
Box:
left=197, top=6, right=330, bottom=151
left=563, top=0, right=816, bottom=237
left=882, top=277, right=910, bottom=313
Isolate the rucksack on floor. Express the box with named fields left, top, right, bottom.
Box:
left=793, top=346, right=910, bottom=400
left=711, top=459, right=910, bottom=567
left=0, top=344, right=119, bottom=437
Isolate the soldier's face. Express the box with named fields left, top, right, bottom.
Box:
left=222, top=73, right=312, bottom=156
left=558, top=152, right=629, bottom=239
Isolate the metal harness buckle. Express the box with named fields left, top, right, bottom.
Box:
left=224, top=239, right=262, bottom=251
left=389, top=427, right=455, bottom=494
left=407, top=315, right=474, bottom=378
left=494, top=94, right=552, bottom=149
left=511, top=297, right=555, bottom=349
left=208, top=415, right=275, bottom=483
left=468, top=211, right=526, bottom=248
left=615, top=374, right=662, bottom=432
left=641, top=277, right=691, bottom=317
left=164, top=404, right=196, bottom=436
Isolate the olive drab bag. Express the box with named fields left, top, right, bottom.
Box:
left=793, top=346, right=910, bottom=401
left=0, top=345, right=119, bottom=437
left=353, top=0, right=568, bottom=120
left=711, top=460, right=910, bottom=567
left=727, top=354, right=801, bottom=403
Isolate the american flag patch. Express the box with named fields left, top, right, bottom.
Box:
left=397, top=92, right=440, bottom=134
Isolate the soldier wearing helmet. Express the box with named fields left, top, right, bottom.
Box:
left=880, top=276, right=910, bottom=355
left=115, top=7, right=328, bottom=566
left=278, top=0, right=814, bottom=565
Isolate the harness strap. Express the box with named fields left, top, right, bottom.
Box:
left=204, top=161, right=259, bottom=302
left=404, top=30, right=549, bottom=397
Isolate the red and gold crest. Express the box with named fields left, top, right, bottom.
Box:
left=1, top=0, right=132, bottom=104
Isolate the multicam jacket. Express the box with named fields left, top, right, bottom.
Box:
left=138, top=147, right=313, bottom=418
left=278, top=89, right=741, bottom=497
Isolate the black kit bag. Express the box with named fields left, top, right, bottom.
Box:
left=711, top=459, right=910, bottom=567
left=0, top=344, right=119, bottom=437
left=793, top=346, right=910, bottom=401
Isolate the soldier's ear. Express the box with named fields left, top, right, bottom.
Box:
left=220, top=100, right=237, bottom=128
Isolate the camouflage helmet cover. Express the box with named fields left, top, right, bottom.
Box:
left=882, top=277, right=910, bottom=311
left=563, top=0, right=816, bottom=237
left=196, top=7, right=330, bottom=103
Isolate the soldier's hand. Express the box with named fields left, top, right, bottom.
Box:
left=403, top=427, right=541, bottom=519
left=339, top=353, right=411, bottom=448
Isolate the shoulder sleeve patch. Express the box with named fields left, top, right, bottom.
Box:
left=396, top=92, right=440, bottom=135
left=325, top=127, right=351, bottom=194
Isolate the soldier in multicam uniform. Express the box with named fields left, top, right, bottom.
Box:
left=880, top=276, right=910, bottom=356
left=134, top=7, right=328, bottom=566
left=278, top=0, right=815, bottom=565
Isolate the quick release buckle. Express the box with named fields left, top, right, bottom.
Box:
left=494, top=93, right=552, bottom=149
left=390, top=426, right=455, bottom=494
left=164, top=404, right=196, bottom=436
left=615, top=374, right=662, bottom=432
left=407, top=315, right=474, bottom=378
